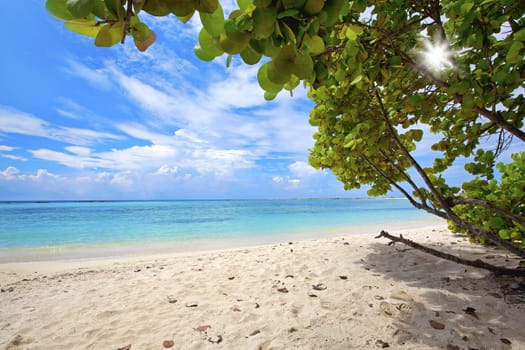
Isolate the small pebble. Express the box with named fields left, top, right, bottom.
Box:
left=163, top=340, right=174, bottom=348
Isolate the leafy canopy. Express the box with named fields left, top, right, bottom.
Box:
left=47, top=0, right=525, bottom=260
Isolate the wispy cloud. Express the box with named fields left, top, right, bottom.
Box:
left=0, top=105, right=123, bottom=146
left=56, top=50, right=315, bottom=177
left=0, top=145, right=15, bottom=151
left=2, top=154, right=27, bottom=161
left=62, top=59, right=112, bottom=90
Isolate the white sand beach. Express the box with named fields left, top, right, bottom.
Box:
left=1, top=223, right=524, bottom=349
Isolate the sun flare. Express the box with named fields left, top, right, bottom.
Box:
left=418, top=38, right=455, bottom=73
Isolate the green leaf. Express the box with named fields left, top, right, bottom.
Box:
left=253, top=0, right=272, bottom=7
left=178, top=12, right=195, bottom=23
left=240, top=45, right=262, bottom=65
left=461, top=1, right=474, bottom=13
left=489, top=216, right=506, bottom=230
left=194, top=45, right=216, bottom=61
left=506, top=41, right=524, bottom=64
left=134, top=29, right=156, bottom=52
left=66, top=0, right=95, bottom=18
left=46, top=0, right=75, bottom=20
left=279, top=21, right=296, bottom=44
left=104, top=0, right=122, bottom=20
left=198, top=28, right=224, bottom=57
left=412, top=129, right=423, bottom=142
left=257, top=62, right=283, bottom=93
left=95, top=22, right=124, bottom=47
left=237, top=0, right=252, bottom=10
left=304, top=35, right=325, bottom=55
left=498, top=229, right=511, bottom=240
left=92, top=0, right=115, bottom=19
left=408, top=94, right=423, bottom=105
left=264, top=91, right=278, bottom=101
left=132, top=22, right=150, bottom=41
left=133, top=0, right=145, bottom=13
left=388, top=56, right=402, bottom=67
left=461, top=94, right=475, bottom=109
left=514, top=28, right=525, bottom=42
left=350, top=74, right=362, bottom=85
left=277, top=9, right=300, bottom=18
left=200, top=3, right=225, bottom=38
left=196, top=0, right=219, bottom=13
left=142, top=0, right=171, bottom=16
left=64, top=18, right=101, bottom=37
left=252, top=7, right=277, bottom=39
left=345, top=24, right=362, bottom=41
left=334, top=68, right=345, bottom=82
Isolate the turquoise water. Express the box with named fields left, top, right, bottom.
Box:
left=0, top=199, right=435, bottom=256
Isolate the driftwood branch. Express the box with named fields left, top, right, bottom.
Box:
left=375, top=230, right=525, bottom=276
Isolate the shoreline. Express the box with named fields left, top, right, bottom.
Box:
left=0, top=217, right=444, bottom=266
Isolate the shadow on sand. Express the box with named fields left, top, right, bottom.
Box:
left=360, top=232, right=524, bottom=349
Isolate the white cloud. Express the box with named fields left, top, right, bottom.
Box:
left=271, top=175, right=301, bottom=186
left=30, top=140, right=254, bottom=177
left=64, top=49, right=315, bottom=161
left=63, top=59, right=112, bottom=89
left=0, top=105, right=123, bottom=146
left=110, top=171, right=133, bottom=187
left=203, top=64, right=266, bottom=110
left=65, top=146, right=92, bottom=156
left=19, top=169, right=61, bottom=182
left=30, top=148, right=103, bottom=169
left=289, top=161, right=319, bottom=178
left=2, top=154, right=27, bottom=161
left=155, top=165, right=178, bottom=175
left=1, top=166, right=19, bottom=179
left=54, top=98, right=109, bottom=124
left=272, top=176, right=284, bottom=183
left=110, top=68, right=191, bottom=126
left=0, top=145, right=25, bottom=160
left=14, top=33, right=318, bottom=193
left=174, top=129, right=206, bottom=144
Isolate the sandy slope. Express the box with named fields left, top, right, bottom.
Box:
left=1, top=224, right=524, bottom=349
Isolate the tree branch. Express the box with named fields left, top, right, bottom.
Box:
left=374, top=88, right=454, bottom=215
left=374, top=88, right=525, bottom=258
left=362, top=155, right=448, bottom=220
left=397, top=51, right=525, bottom=143
left=449, top=197, right=525, bottom=226
left=122, top=0, right=134, bottom=44
left=379, top=149, right=429, bottom=208
left=375, top=230, right=525, bottom=276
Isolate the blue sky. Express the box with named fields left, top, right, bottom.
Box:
left=0, top=2, right=520, bottom=200
left=0, top=0, right=361, bottom=200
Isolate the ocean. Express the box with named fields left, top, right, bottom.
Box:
left=0, top=199, right=439, bottom=261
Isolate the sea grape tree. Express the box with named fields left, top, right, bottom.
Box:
left=46, top=0, right=525, bottom=269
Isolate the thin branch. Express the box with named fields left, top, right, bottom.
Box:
left=398, top=52, right=525, bottom=142
left=378, top=149, right=429, bottom=207
left=376, top=230, right=525, bottom=276
left=121, top=0, right=133, bottom=44
left=374, top=88, right=454, bottom=215
left=374, top=88, right=525, bottom=258
left=362, top=156, right=418, bottom=205
left=449, top=197, right=525, bottom=226
left=362, top=155, right=448, bottom=220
